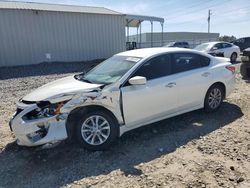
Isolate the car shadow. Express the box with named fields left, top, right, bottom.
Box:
left=0, top=60, right=102, bottom=80
left=0, top=102, right=243, bottom=187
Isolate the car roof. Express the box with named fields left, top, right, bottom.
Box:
left=201, top=41, right=231, bottom=45
left=116, top=47, right=202, bottom=58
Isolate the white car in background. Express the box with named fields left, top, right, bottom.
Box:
left=194, top=42, right=240, bottom=62
left=9, top=48, right=236, bottom=151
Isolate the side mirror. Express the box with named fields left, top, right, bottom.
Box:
left=211, top=46, right=218, bottom=51
left=128, top=76, right=146, bottom=85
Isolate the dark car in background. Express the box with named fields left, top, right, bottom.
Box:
left=232, top=37, right=250, bottom=51
left=165, top=41, right=190, bottom=48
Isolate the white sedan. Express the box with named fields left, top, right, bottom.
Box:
left=9, top=48, right=235, bottom=150
left=194, top=42, right=240, bottom=62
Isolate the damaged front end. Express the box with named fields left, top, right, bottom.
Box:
left=10, top=87, right=123, bottom=147
left=9, top=99, right=69, bottom=147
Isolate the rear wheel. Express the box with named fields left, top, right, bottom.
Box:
left=76, top=110, right=119, bottom=151
left=230, top=52, right=237, bottom=63
left=204, top=85, right=224, bottom=112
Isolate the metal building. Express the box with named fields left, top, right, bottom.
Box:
left=129, top=32, right=220, bottom=48
left=0, top=1, right=126, bottom=66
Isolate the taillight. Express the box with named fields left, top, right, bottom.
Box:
left=226, top=65, right=236, bottom=74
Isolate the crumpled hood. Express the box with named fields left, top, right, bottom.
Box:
left=22, top=75, right=102, bottom=102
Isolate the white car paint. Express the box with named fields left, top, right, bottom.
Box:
left=194, top=42, right=240, bottom=61
left=9, top=48, right=236, bottom=147
left=23, top=75, right=103, bottom=102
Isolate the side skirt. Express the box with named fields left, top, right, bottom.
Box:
left=119, top=104, right=203, bottom=136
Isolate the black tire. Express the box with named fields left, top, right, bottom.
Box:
left=204, top=84, right=224, bottom=112
left=230, top=52, right=237, bottom=63
left=240, top=63, right=250, bottom=78
left=76, top=110, right=119, bottom=151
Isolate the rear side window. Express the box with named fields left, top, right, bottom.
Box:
left=172, top=53, right=210, bottom=73
left=200, top=55, right=210, bottom=67
left=133, top=54, right=171, bottom=80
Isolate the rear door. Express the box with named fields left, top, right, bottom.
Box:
left=121, top=54, right=179, bottom=127
left=222, top=43, right=233, bottom=58
left=169, top=52, right=212, bottom=110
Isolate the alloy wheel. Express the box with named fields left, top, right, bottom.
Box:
left=231, top=53, right=237, bottom=62
left=81, top=115, right=111, bottom=146
left=208, top=88, right=222, bottom=109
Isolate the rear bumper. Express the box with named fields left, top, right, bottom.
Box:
left=225, top=74, right=236, bottom=98
left=9, top=102, right=68, bottom=147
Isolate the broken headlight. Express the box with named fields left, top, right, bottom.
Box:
left=24, top=101, right=68, bottom=120
left=37, top=101, right=69, bottom=117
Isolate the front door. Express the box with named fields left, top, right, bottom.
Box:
left=121, top=54, right=179, bottom=127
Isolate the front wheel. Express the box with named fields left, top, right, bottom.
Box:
left=76, top=110, right=119, bottom=151
left=204, top=85, right=224, bottom=112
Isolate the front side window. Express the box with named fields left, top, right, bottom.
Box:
left=172, top=53, right=209, bottom=73
left=222, top=43, right=232, bottom=48
left=77, top=56, right=141, bottom=84
left=213, top=43, right=223, bottom=49
left=133, top=54, right=171, bottom=80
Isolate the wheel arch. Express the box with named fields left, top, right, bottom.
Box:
left=230, top=52, right=238, bottom=61
left=203, top=82, right=226, bottom=111
left=66, top=105, right=120, bottom=140
left=206, top=81, right=226, bottom=100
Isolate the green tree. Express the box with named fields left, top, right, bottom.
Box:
left=218, top=35, right=237, bottom=42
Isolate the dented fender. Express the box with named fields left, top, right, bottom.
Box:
left=60, top=86, right=124, bottom=125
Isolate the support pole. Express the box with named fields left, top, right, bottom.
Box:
left=136, top=25, right=139, bottom=44
left=208, top=9, right=211, bottom=33
left=127, top=25, right=129, bottom=42
left=139, top=21, right=142, bottom=48
left=161, top=22, right=164, bottom=46
left=151, top=21, right=153, bottom=47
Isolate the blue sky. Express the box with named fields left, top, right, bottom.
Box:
left=6, top=0, right=250, bottom=38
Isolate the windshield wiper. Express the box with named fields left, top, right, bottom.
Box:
left=81, top=78, right=93, bottom=83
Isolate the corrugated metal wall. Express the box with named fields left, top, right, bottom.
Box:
left=0, top=9, right=125, bottom=66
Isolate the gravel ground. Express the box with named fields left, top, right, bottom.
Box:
left=0, top=63, right=249, bottom=188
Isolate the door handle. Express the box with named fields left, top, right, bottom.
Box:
left=201, top=72, right=210, bottom=77
left=165, top=82, right=176, bottom=88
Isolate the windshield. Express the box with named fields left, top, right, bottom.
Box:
left=194, top=43, right=211, bottom=51
left=77, top=56, right=141, bottom=84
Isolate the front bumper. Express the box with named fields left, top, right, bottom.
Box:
left=9, top=101, right=68, bottom=147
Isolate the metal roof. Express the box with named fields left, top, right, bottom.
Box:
left=117, top=47, right=205, bottom=58
left=126, top=14, right=164, bottom=27
left=0, top=1, right=123, bottom=15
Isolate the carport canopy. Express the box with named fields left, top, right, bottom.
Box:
left=125, top=14, right=165, bottom=48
